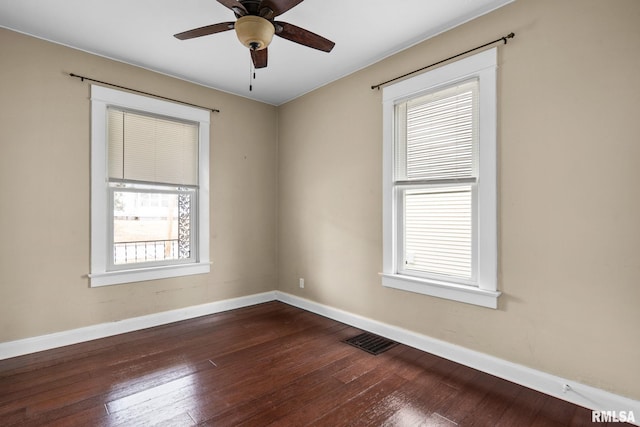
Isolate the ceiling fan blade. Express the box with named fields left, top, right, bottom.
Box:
left=251, top=48, right=268, bottom=68
left=260, top=0, right=304, bottom=17
left=274, top=22, right=335, bottom=52
left=174, top=22, right=235, bottom=40
left=217, top=0, right=248, bottom=16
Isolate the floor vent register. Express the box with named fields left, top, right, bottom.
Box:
left=343, top=332, right=398, bottom=355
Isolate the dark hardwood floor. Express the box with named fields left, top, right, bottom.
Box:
left=0, top=302, right=625, bottom=426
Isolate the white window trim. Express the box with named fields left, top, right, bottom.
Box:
left=89, top=85, right=210, bottom=287
left=382, top=47, right=499, bottom=309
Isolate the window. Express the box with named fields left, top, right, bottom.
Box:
left=90, top=85, right=210, bottom=287
left=381, top=48, right=499, bottom=308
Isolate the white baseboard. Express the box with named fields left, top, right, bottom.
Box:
left=275, top=291, right=640, bottom=425
left=1, top=290, right=637, bottom=425
left=0, top=291, right=277, bottom=360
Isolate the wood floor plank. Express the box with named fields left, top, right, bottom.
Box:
left=201, top=352, right=360, bottom=425
left=0, top=301, right=629, bottom=426
left=263, top=363, right=394, bottom=425
left=104, top=318, right=349, bottom=424
left=429, top=370, right=501, bottom=423
left=494, top=385, right=547, bottom=427
left=531, top=394, right=579, bottom=427
left=106, top=309, right=355, bottom=425
left=0, top=302, right=290, bottom=404
left=459, top=374, right=522, bottom=426
left=378, top=364, right=464, bottom=426
left=309, top=373, right=408, bottom=426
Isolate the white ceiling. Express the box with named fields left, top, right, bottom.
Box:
left=0, top=0, right=514, bottom=105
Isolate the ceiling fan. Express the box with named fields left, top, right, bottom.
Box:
left=174, top=0, right=335, bottom=69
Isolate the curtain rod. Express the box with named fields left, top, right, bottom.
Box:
left=68, top=73, right=221, bottom=113
left=371, top=32, right=515, bottom=90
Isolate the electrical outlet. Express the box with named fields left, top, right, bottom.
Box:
left=299, top=278, right=305, bottom=288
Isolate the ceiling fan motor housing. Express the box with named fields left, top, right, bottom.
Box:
left=235, top=15, right=274, bottom=50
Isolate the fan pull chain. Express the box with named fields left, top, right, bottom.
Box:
left=249, top=57, right=255, bottom=92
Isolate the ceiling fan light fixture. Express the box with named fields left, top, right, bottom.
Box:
left=235, top=15, right=274, bottom=51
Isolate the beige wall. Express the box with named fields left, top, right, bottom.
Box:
left=0, top=29, right=278, bottom=341
left=278, top=0, right=640, bottom=400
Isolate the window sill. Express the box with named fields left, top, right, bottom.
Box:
left=380, top=273, right=500, bottom=309
left=89, top=262, right=211, bottom=287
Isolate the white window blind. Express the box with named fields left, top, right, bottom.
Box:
left=396, top=79, right=478, bottom=182
left=403, top=186, right=472, bottom=279
left=107, top=108, right=198, bottom=186
left=396, top=79, right=478, bottom=281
